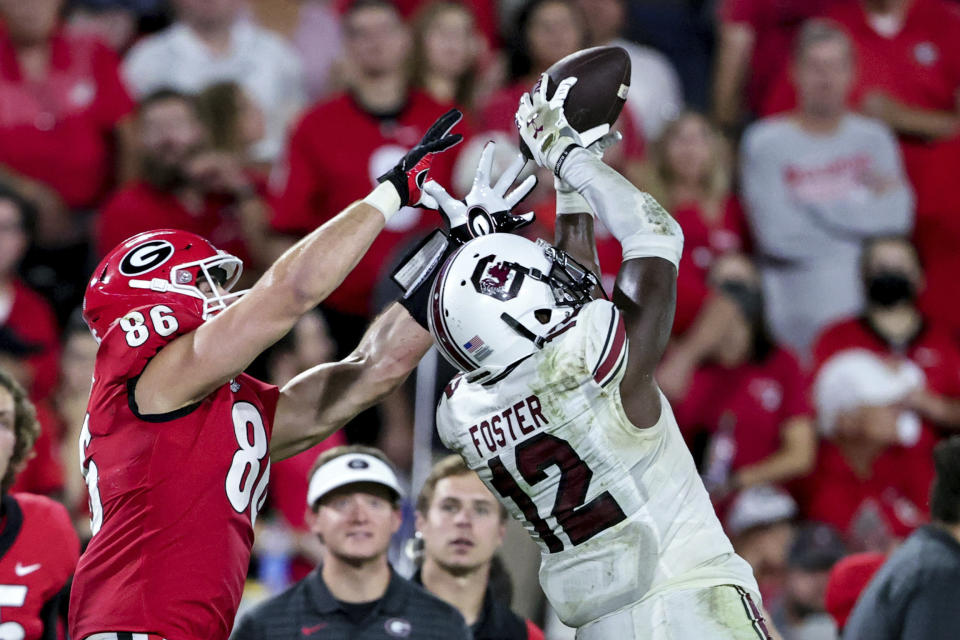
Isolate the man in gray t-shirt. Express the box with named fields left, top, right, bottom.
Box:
left=739, top=20, right=913, bottom=360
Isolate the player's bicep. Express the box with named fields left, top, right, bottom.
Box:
left=612, top=257, right=677, bottom=427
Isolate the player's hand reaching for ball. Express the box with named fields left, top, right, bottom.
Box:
left=421, top=141, right=537, bottom=244
left=377, top=108, right=464, bottom=207
left=516, top=74, right=584, bottom=176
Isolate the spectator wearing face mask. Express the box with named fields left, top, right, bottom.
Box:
left=661, top=253, right=817, bottom=500
left=803, top=348, right=934, bottom=551
left=814, top=236, right=960, bottom=457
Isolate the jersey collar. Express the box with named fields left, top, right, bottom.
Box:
left=309, top=565, right=411, bottom=616
left=0, top=495, right=23, bottom=560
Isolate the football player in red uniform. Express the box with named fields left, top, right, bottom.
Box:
left=68, top=112, right=466, bottom=640
left=0, top=369, right=80, bottom=640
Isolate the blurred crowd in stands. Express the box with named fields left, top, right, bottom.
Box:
left=5, top=0, right=960, bottom=637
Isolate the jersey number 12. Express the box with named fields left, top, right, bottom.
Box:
left=488, top=433, right=626, bottom=553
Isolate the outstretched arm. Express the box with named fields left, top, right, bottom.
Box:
left=516, top=77, right=681, bottom=429
left=552, top=133, right=622, bottom=276
left=137, top=111, right=462, bottom=414
left=555, top=151, right=682, bottom=429
left=270, top=304, right=433, bottom=461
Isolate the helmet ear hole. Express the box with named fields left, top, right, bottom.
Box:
left=534, top=309, right=552, bottom=325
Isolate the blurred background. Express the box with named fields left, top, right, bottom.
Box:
left=6, top=0, right=960, bottom=637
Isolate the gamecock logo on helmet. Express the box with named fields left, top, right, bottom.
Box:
left=119, top=240, right=175, bottom=276
left=472, top=255, right=524, bottom=301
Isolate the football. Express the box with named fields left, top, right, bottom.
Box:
left=520, top=45, right=631, bottom=159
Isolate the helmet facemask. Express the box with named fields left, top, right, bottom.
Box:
left=495, top=239, right=605, bottom=348
left=129, top=252, right=248, bottom=319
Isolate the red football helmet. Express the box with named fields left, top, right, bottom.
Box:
left=83, top=229, right=246, bottom=341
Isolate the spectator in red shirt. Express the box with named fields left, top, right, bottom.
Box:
left=640, top=112, right=749, bottom=336
left=96, top=90, right=271, bottom=277
left=0, top=0, right=134, bottom=241
left=0, top=187, right=60, bottom=403
left=269, top=0, right=465, bottom=359
left=712, top=0, right=839, bottom=130
left=814, top=236, right=960, bottom=449
left=662, top=253, right=817, bottom=497
left=806, top=348, right=933, bottom=551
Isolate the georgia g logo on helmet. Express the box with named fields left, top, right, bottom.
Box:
left=119, top=240, right=175, bottom=276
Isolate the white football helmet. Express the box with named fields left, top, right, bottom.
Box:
left=428, top=233, right=602, bottom=379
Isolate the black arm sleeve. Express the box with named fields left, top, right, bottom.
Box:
left=393, top=230, right=458, bottom=330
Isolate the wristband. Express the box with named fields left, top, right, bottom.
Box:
left=553, top=143, right=580, bottom=176
left=362, top=182, right=402, bottom=221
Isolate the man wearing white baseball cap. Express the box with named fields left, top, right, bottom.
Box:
left=801, top=349, right=934, bottom=552
left=232, top=446, right=470, bottom=640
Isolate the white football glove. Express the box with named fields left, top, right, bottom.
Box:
left=421, top=141, right=537, bottom=243
left=516, top=74, right=584, bottom=176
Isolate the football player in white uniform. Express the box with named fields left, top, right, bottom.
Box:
left=424, top=77, right=771, bottom=639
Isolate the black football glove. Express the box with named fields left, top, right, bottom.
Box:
left=420, top=141, right=537, bottom=245
left=377, top=108, right=464, bottom=207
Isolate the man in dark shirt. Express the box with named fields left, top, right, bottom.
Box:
left=231, top=446, right=469, bottom=640
left=413, top=455, right=544, bottom=640
left=843, top=436, right=960, bottom=639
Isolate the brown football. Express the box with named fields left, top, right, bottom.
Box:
left=520, top=45, right=631, bottom=159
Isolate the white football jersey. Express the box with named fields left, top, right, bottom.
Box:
left=436, top=299, right=758, bottom=627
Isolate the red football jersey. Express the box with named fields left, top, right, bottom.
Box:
left=69, top=302, right=279, bottom=640
left=0, top=493, right=78, bottom=640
